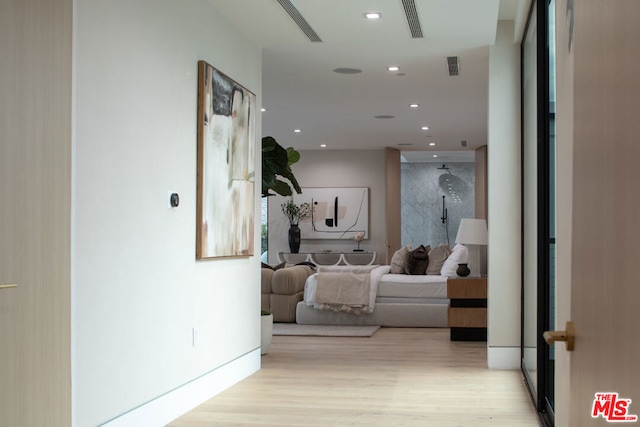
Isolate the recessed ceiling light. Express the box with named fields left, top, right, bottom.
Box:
left=433, top=154, right=438, bottom=158
left=364, top=12, right=381, bottom=19
left=421, top=126, right=429, bottom=130
left=429, top=142, right=436, bottom=146
left=388, top=66, right=399, bottom=72
left=320, top=144, right=327, bottom=148
left=410, top=103, right=419, bottom=108
left=294, top=129, right=301, bottom=133
left=333, top=67, right=362, bottom=74
left=261, top=107, right=266, bottom=112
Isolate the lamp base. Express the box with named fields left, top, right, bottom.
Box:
left=456, top=263, right=470, bottom=277
left=467, top=245, right=483, bottom=277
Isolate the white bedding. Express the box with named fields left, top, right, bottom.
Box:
left=378, top=273, right=448, bottom=299
left=304, top=265, right=449, bottom=306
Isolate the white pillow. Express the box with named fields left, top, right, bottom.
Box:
left=440, top=244, right=468, bottom=277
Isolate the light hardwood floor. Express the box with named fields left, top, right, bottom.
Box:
left=168, top=328, right=541, bottom=426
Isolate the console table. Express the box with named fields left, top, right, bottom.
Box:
left=278, top=252, right=377, bottom=266
left=447, top=277, right=487, bottom=342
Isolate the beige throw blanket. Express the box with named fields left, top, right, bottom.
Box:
left=314, top=265, right=380, bottom=314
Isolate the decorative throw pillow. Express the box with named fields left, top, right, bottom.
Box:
left=261, top=262, right=274, bottom=270
left=426, top=244, right=452, bottom=275
left=405, top=245, right=431, bottom=275
left=273, top=262, right=287, bottom=270
left=390, top=245, right=411, bottom=274
left=440, top=243, right=468, bottom=277
left=295, top=261, right=317, bottom=270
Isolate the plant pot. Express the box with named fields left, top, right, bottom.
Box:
left=260, top=313, right=273, bottom=355
left=288, top=225, right=301, bottom=254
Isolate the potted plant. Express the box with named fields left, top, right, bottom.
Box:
left=260, top=310, right=273, bottom=355
left=262, top=136, right=302, bottom=197
left=281, top=200, right=313, bottom=253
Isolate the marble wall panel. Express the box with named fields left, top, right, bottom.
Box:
left=401, top=162, right=475, bottom=249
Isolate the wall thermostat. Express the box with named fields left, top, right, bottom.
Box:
left=170, top=193, right=180, bottom=207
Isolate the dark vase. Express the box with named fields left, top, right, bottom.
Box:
left=288, top=225, right=301, bottom=254
left=456, top=263, right=470, bottom=277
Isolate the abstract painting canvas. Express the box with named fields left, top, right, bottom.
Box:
left=196, top=61, right=256, bottom=259
left=295, top=188, right=369, bottom=240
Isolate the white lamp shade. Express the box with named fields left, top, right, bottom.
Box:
left=455, top=218, right=488, bottom=245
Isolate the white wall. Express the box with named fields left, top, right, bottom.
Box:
left=487, top=21, right=522, bottom=369
left=267, top=150, right=387, bottom=264
left=74, top=1, right=261, bottom=425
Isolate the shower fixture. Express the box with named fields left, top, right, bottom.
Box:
left=441, top=195, right=448, bottom=224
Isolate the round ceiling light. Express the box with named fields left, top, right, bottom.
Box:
left=364, top=12, right=381, bottom=19
left=333, top=67, right=362, bottom=74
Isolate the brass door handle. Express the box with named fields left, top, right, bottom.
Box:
left=543, top=321, right=575, bottom=351
left=0, top=283, right=18, bottom=290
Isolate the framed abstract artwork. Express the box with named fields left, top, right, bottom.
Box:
left=295, top=187, right=369, bottom=240
left=196, top=61, right=256, bottom=259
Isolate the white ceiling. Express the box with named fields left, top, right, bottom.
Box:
left=210, top=0, right=529, bottom=162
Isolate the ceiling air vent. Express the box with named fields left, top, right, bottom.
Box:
left=461, top=140, right=467, bottom=147
left=276, top=0, right=322, bottom=42
left=447, top=56, right=460, bottom=76
left=401, top=0, right=423, bottom=38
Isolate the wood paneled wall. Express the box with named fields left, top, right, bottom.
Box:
left=0, top=0, right=73, bottom=425
left=384, top=148, right=401, bottom=263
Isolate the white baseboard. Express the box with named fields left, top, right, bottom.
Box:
left=488, top=346, right=520, bottom=369
left=100, top=349, right=261, bottom=427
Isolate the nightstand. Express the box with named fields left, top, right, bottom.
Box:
left=447, top=277, right=487, bottom=341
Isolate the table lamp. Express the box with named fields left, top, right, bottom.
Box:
left=455, top=218, right=488, bottom=277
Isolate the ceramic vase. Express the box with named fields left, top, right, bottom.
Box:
left=288, top=225, right=301, bottom=253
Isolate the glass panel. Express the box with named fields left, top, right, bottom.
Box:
left=261, top=197, right=268, bottom=262
left=522, top=1, right=538, bottom=397
left=546, top=0, right=557, bottom=409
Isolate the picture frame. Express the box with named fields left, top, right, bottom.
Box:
left=196, top=60, right=256, bottom=259
left=295, top=187, right=369, bottom=240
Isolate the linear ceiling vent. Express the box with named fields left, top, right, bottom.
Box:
left=276, top=0, right=322, bottom=42
left=401, top=0, right=423, bottom=38
left=447, top=56, right=460, bottom=76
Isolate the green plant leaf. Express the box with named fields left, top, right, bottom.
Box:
left=286, top=147, right=300, bottom=165
left=261, top=136, right=302, bottom=197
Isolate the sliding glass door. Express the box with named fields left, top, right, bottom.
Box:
left=521, top=0, right=556, bottom=425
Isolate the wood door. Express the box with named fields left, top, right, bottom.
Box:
left=0, top=0, right=73, bottom=425
left=554, top=1, right=640, bottom=425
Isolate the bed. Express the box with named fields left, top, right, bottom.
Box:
left=296, top=265, right=450, bottom=327
left=295, top=243, right=468, bottom=327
